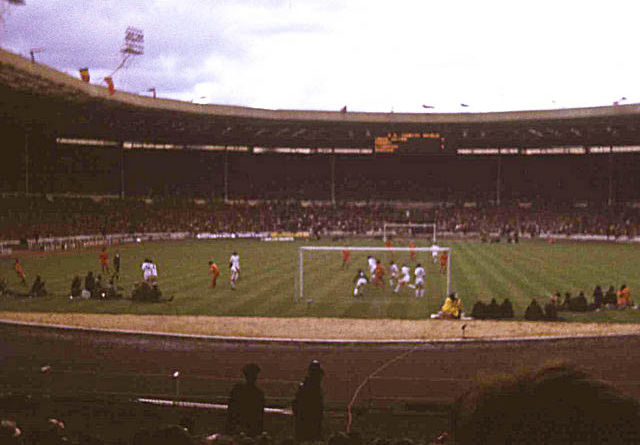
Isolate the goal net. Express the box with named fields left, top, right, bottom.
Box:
left=383, top=222, right=436, bottom=243
left=295, top=245, right=451, bottom=304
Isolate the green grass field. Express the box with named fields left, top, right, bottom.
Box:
left=1, top=238, right=639, bottom=323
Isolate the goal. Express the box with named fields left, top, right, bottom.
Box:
left=383, top=222, right=437, bottom=243
left=295, top=245, right=451, bottom=302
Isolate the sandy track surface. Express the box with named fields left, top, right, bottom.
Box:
left=2, top=311, right=640, bottom=340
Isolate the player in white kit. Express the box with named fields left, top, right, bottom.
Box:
left=413, top=263, right=426, bottom=299
left=229, top=251, right=240, bottom=289
left=394, top=264, right=411, bottom=293
left=388, top=261, right=399, bottom=288
left=353, top=269, right=368, bottom=298
left=367, top=255, right=377, bottom=278
left=431, top=244, right=439, bottom=264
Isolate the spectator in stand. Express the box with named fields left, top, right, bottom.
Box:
left=293, top=360, right=324, bottom=443
left=226, top=363, right=265, bottom=437
left=0, top=419, right=22, bottom=443
left=451, top=364, right=640, bottom=445
left=617, top=284, right=633, bottom=309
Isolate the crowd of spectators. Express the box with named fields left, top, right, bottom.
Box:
left=3, top=196, right=640, bottom=242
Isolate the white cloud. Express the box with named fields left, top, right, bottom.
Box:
left=2, top=0, right=640, bottom=112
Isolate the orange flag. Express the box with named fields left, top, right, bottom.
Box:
left=79, top=67, right=90, bottom=83
left=104, top=77, right=115, bottom=95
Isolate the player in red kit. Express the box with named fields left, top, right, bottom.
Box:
left=409, top=241, right=417, bottom=261
left=209, top=261, right=220, bottom=288
left=372, top=259, right=386, bottom=287
left=99, top=247, right=110, bottom=274
left=14, top=258, right=26, bottom=286
left=342, top=246, right=351, bottom=268
left=440, top=250, right=448, bottom=274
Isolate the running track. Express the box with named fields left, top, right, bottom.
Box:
left=1, top=321, right=640, bottom=409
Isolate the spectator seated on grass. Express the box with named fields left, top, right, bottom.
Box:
left=560, top=292, right=572, bottom=310
left=470, top=301, right=486, bottom=319
left=568, top=291, right=589, bottom=312
left=524, top=298, right=545, bottom=321
left=431, top=293, right=463, bottom=319
left=29, top=275, right=48, bottom=297
left=70, top=276, right=82, bottom=299
left=450, top=363, right=640, bottom=445
left=549, top=291, right=562, bottom=308
left=592, top=285, right=604, bottom=309
left=543, top=301, right=560, bottom=321
left=617, top=284, right=633, bottom=309
left=486, top=298, right=500, bottom=319
left=604, top=285, right=617, bottom=307
left=499, top=298, right=514, bottom=319
left=131, top=281, right=172, bottom=303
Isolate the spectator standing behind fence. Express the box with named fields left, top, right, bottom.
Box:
left=226, top=363, right=265, bottom=437
left=293, top=360, right=324, bottom=443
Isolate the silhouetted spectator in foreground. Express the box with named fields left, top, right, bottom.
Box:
left=293, top=360, right=324, bottom=443
left=226, top=363, right=265, bottom=437
left=451, top=364, right=640, bottom=445
left=524, top=299, right=545, bottom=321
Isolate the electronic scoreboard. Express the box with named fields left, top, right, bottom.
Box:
left=374, top=132, right=445, bottom=154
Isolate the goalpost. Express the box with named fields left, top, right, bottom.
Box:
left=296, top=245, right=451, bottom=301
left=383, top=222, right=437, bottom=243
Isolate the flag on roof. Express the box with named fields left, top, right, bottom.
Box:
left=460, top=103, right=469, bottom=108
left=147, top=87, right=157, bottom=98
left=340, top=105, right=347, bottom=113
left=422, top=104, right=435, bottom=109
left=79, top=67, right=90, bottom=83
left=104, top=77, right=115, bottom=95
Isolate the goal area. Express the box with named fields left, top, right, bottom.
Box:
left=383, top=222, right=437, bottom=243
left=295, top=245, right=451, bottom=303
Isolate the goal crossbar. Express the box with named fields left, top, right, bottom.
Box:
left=297, top=245, right=451, bottom=300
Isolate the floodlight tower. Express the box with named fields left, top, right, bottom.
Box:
left=109, top=27, right=144, bottom=77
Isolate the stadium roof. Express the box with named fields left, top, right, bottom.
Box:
left=2, top=48, right=640, bottom=150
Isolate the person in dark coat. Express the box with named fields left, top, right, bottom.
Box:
left=524, top=299, right=545, bottom=321
left=293, top=360, right=324, bottom=443
left=84, top=271, right=95, bottom=298
left=70, top=276, right=82, bottom=299
left=486, top=298, right=500, bottom=319
left=226, top=363, right=265, bottom=437
left=592, top=285, right=604, bottom=309
left=604, top=285, right=617, bottom=306
left=499, top=299, right=514, bottom=319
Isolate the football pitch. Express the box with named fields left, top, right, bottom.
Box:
left=1, top=238, right=639, bottom=323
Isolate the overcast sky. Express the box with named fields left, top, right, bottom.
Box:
left=0, top=0, right=638, bottom=113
